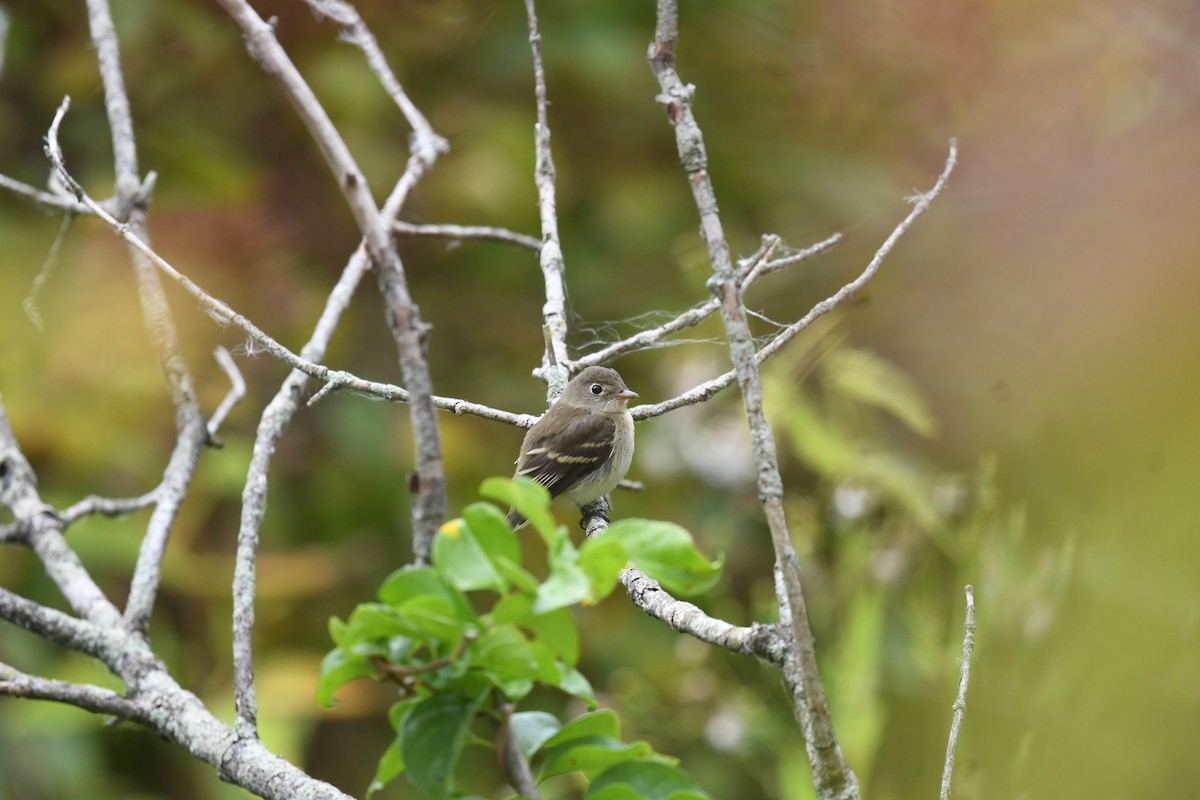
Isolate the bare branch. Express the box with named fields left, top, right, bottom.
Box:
left=940, top=585, right=977, bottom=800
left=573, top=231, right=839, bottom=372
left=581, top=502, right=788, bottom=666
left=0, top=663, right=148, bottom=721
left=0, top=588, right=116, bottom=665
left=229, top=8, right=452, bottom=732
left=301, top=0, right=446, bottom=145
left=0, top=172, right=93, bottom=212
left=649, top=3, right=860, bottom=796
left=82, top=0, right=209, bottom=635
left=216, top=0, right=447, bottom=562
left=207, top=346, right=246, bottom=442
left=522, top=0, right=570, bottom=396
left=59, top=489, right=161, bottom=526
left=41, top=109, right=528, bottom=431
left=631, top=145, right=954, bottom=423
left=392, top=221, right=542, bottom=252
left=0, top=398, right=122, bottom=627
left=747, top=232, right=842, bottom=283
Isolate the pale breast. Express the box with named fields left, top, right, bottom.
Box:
left=564, top=409, right=634, bottom=506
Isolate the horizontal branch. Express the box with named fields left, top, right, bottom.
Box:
left=392, top=221, right=542, bottom=251
left=0, top=172, right=93, bottom=213
left=58, top=489, right=161, bottom=526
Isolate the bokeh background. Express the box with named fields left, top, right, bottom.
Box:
left=2, top=1, right=1199, bottom=798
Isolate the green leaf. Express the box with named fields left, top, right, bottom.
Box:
left=433, top=517, right=507, bottom=593
left=472, top=625, right=539, bottom=685
left=523, top=607, right=580, bottom=667
left=598, top=520, right=722, bottom=595
left=528, top=640, right=564, bottom=684
left=825, top=348, right=938, bottom=437
left=463, top=502, right=523, bottom=567
left=378, top=566, right=477, bottom=625
left=480, top=477, right=557, bottom=543
left=586, top=761, right=707, bottom=799
left=508, top=710, right=562, bottom=758
left=539, top=736, right=655, bottom=781
left=490, top=593, right=535, bottom=626
left=316, top=649, right=374, bottom=707
left=342, top=604, right=414, bottom=646
left=496, top=557, right=541, bottom=594
left=366, top=737, right=404, bottom=797
left=557, top=667, right=595, bottom=704
left=535, top=560, right=592, bottom=613
left=400, top=692, right=483, bottom=800
left=397, top=595, right=469, bottom=649
left=543, top=710, right=620, bottom=748
left=578, top=535, right=629, bottom=602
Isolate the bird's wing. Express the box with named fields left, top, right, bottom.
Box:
left=514, top=412, right=616, bottom=499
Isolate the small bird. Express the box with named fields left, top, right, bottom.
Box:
left=507, top=366, right=638, bottom=528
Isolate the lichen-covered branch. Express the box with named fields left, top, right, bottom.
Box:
left=648, top=2, right=859, bottom=796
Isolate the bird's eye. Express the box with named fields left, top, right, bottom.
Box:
left=590, top=384, right=603, bottom=395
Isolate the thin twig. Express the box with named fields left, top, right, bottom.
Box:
left=207, top=346, right=246, bottom=442
left=301, top=0, right=448, bottom=208
left=649, top=3, right=860, bottom=797
left=22, top=211, right=76, bottom=331
left=940, top=585, right=976, bottom=800
left=41, top=105, right=531, bottom=430
left=631, top=146, right=955, bottom=423
left=522, top=0, right=570, bottom=398
left=392, top=221, right=542, bottom=251
left=59, top=489, right=161, bottom=526
left=573, top=232, right=840, bottom=372
left=0, top=172, right=92, bottom=212
left=216, top=0, right=447, bottom=563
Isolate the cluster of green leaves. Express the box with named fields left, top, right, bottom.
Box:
left=319, top=478, right=722, bottom=799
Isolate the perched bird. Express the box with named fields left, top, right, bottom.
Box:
left=507, top=366, right=638, bottom=528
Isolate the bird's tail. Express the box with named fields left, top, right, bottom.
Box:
left=506, top=508, right=527, bottom=530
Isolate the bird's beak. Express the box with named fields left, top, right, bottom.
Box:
left=610, top=388, right=639, bottom=400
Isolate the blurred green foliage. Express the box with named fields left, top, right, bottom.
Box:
left=3, top=1, right=1200, bottom=800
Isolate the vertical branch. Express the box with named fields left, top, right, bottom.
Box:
left=523, top=0, right=571, bottom=399
left=215, top=0, right=446, bottom=563
left=940, top=585, right=977, bottom=800
left=647, top=3, right=859, bottom=798
left=227, top=3, right=449, bottom=737
left=231, top=259, right=369, bottom=736
left=81, top=0, right=209, bottom=635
